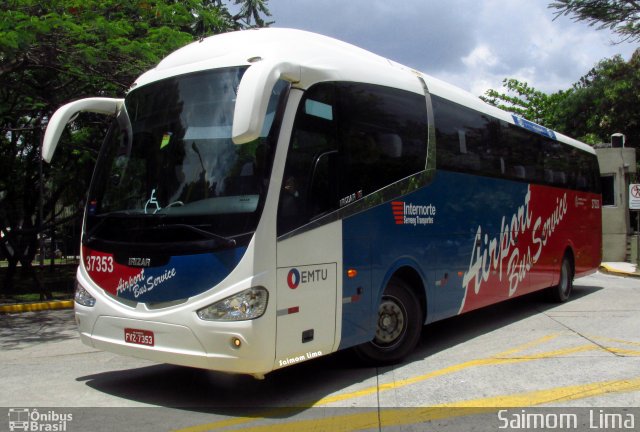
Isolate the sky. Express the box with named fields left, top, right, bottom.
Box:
left=265, top=0, right=638, bottom=97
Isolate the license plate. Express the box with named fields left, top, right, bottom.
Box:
left=124, top=328, right=154, bottom=346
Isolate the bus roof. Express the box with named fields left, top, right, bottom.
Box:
left=134, top=28, right=593, bottom=154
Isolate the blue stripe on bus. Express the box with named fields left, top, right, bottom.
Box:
left=339, top=170, right=529, bottom=349
left=116, top=246, right=248, bottom=303
left=512, top=115, right=557, bottom=140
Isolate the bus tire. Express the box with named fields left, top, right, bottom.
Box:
left=547, top=256, right=573, bottom=302
left=354, top=278, right=422, bottom=365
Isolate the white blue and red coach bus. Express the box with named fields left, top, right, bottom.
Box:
left=43, top=29, right=601, bottom=378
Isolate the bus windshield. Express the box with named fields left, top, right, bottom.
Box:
left=85, top=67, right=288, bottom=253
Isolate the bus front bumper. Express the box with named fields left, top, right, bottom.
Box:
left=75, top=307, right=276, bottom=377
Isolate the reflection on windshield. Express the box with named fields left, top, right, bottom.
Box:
left=85, top=67, right=289, bottom=250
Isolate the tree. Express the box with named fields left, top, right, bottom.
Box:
left=0, top=0, right=272, bottom=294
left=482, top=49, right=640, bottom=147
left=234, top=0, right=273, bottom=27
left=549, top=0, right=640, bottom=43
left=480, top=78, right=568, bottom=126
left=555, top=49, right=640, bottom=146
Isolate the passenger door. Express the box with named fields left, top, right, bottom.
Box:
left=274, top=85, right=341, bottom=368
left=275, top=226, right=340, bottom=369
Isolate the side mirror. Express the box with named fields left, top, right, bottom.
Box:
left=232, top=60, right=301, bottom=144
left=42, top=97, right=124, bottom=163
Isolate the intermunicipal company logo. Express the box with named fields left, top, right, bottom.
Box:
left=285, top=267, right=329, bottom=289
left=391, top=201, right=406, bottom=225
left=7, top=408, right=72, bottom=431
left=287, top=268, right=301, bottom=289
left=391, top=201, right=437, bottom=226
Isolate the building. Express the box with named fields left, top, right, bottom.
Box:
left=595, top=135, right=637, bottom=262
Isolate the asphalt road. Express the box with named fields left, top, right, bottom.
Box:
left=1, top=271, right=639, bottom=431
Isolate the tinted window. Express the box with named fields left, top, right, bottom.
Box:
left=278, top=85, right=338, bottom=235
left=433, top=95, right=600, bottom=193
left=434, top=97, right=500, bottom=176
left=338, top=83, right=428, bottom=200
left=277, top=82, right=428, bottom=236
left=86, top=68, right=290, bottom=250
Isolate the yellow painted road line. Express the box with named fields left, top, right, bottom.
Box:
left=313, top=343, right=598, bottom=406
left=589, top=335, right=640, bottom=348
left=195, top=376, right=640, bottom=432
left=313, top=357, right=522, bottom=406
left=608, top=347, right=640, bottom=356
left=491, top=332, right=561, bottom=357
left=175, top=338, right=604, bottom=432
left=585, top=335, right=640, bottom=356
left=174, top=355, right=525, bottom=432
left=498, top=344, right=597, bottom=360
left=436, top=376, right=640, bottom=408
left=174, top=408, right=302, bottom=432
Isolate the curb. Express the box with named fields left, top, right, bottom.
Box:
left=0, top=300, right=74, bottom=314
left=599, top=264, right=640, bottom=278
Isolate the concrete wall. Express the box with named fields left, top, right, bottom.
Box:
left=596, top=147, right=637, bottom=262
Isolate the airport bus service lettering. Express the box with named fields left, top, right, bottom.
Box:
left=462, top=186, right=568, bottom=301
left=116, top=268, right=177, bottom=298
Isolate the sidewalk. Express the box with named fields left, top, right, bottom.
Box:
left=599, top=262, right=640, bottom=277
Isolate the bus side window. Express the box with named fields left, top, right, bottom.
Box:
left=337, top=82, right=428, bottom=199
left=278, top=81, right=429, bottom=237
left=277, top=84, right=339, bottom=236
left=309, top=150, right=339, bottom=218
left=433, top=96, right=499, bottom=177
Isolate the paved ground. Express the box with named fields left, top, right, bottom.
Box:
left=1, top=271, right=639, bottom=431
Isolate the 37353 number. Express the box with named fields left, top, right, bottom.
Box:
left=85, top=255, right=114, bottom=273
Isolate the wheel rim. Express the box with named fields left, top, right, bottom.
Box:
left=373, top=295, right=406, bottom=347
left=560, top=261, right=571, bottom=297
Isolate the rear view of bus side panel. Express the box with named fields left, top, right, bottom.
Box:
left=430, top=94, right=602, bottom=298
left=341, top=167, right=600, bottom=353
left=340, top=92, right=602, bottom=348
left=341, top=170, right=534, bottom=346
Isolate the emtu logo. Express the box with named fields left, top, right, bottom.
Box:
left=392, top=201, right=406, bottom=225
left=287, top=268, right=301, bottom=289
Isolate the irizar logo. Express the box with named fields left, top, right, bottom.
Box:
left=392, top=201, right=437, bottom=226
left=128, top=257, right=151, bottom=267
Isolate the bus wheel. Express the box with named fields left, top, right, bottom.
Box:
left=547, top=256, right=573, bottom=302
left=354, top=278, right=422, bottom=364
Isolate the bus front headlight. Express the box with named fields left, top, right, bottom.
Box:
left=197, top=287, right=268, bottom=321
left=74, top=281, right=96, bottom=307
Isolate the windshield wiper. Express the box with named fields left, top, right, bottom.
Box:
left=84, top=210, right=141, bottom=241
left=151, top=224, right=237, bottom=247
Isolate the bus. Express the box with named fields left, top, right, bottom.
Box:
left=43, top=28, right=601, bottom=379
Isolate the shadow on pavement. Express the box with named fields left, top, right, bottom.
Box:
left=75, top=283, right=603, bottom=417
left=0, top=309, right=77, bottom=350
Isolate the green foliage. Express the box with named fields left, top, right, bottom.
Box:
left=233, top=0, right=273, bottom=27
left=556, top=51, right=640, bottom=145
left=480, top=78, right=568, bottom=126
left=549, top=0, right=640, bottom=43
left=0, top=0, right=271, bottom=291
left=482, top=49, right=640, bottom=147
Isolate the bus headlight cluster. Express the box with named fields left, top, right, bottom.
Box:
left=74, top=281, right=96, bottom=307
left=197, top=287, right=268, bottom=321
